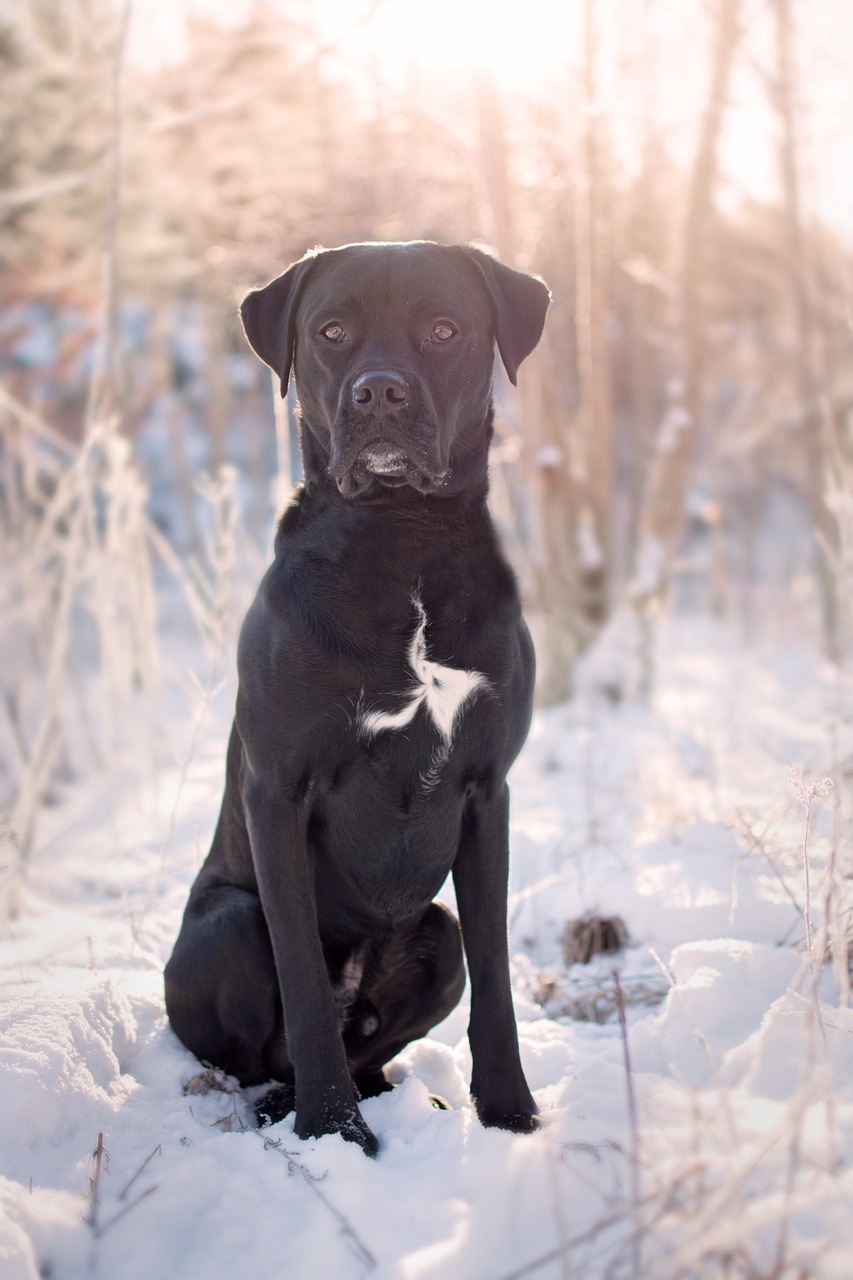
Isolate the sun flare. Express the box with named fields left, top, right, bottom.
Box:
left=314, top=0, right=582, bottom=94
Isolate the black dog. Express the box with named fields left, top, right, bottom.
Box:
left=165, top=241, right=550, bottom=1156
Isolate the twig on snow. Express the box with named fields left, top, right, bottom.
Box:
left=648, top=947, right=737, bottom=1140
left=85, top=1132, right=160, bottom=1240
left=544, top=1141, right=573, bottom=1280
left=496, top=1183, right=673, bottom=1280
left=258, top=1133, right=377, bottom=1273
left=119, top=1144, right=162, bottom=1202
left=96, top=1185, right=159, bottom=1239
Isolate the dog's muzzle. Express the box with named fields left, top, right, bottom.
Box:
left=335, top=441, right=449, bottom=497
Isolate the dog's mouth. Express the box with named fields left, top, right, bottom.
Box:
left=361, top=444, right=410, bottom=479
left=336, top=442, right=448, bottom=497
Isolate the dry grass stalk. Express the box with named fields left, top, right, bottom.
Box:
left=789, top=762, right=833, bottom=954
left=86, top=1131, right=109, bottom=1231
left=613, top=970, right=642, bottom=1280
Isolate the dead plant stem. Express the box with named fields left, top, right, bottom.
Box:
left=86, top=1132, right=109, bottom=1231
left=613, top=969, right=642, bottom=1280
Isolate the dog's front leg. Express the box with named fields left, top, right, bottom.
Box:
left=453, top=783, right=539, bottom=1133
left=243, top=774, right=379, bottom=1156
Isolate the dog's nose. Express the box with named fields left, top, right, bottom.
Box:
left=351, top=371, right=408, bottom=416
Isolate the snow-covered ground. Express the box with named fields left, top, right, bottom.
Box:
left=2, top=610, right=852, bottom=1279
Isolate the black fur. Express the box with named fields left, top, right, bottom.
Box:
left=165, top=241, right=550, bottom=1155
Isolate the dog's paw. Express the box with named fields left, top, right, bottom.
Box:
left=339, top=1109, right=380, bottom=1157
left=294, top=1103, right=380, bottom=1157
left=255, top=1083, right=296, bottom=1127
left=474, top=1096, right=540, bottom=1135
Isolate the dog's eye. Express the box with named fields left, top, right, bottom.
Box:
left=430, top=322, right=457, bottom=343
left=321, top=323, right=347, bottom=343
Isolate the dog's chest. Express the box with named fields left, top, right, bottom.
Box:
left=306, top=594, right=493, bottom=923
left=356, top=592, right=488, bottom=761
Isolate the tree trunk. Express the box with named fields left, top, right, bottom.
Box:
left=574, top=0, right=613, bottom=627
left=773, top=0, right=838, bottom=655
left=631, top=0, right=740, bottom=614
left=474, top=66, right=579, bottom=704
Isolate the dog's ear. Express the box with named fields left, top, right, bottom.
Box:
left=240, top=253, right=318, bottom=397
left=462, top=247, right=551, bottom=386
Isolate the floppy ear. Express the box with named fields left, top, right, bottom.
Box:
left=240, top=253, right=318, bottom=397
left=462, top=247, right=551, bottom=386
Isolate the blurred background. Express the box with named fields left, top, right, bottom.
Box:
left=2, top=0, right=853, bottom=889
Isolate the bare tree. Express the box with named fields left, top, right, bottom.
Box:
left=574, top=0, right=613, bottom=627
left=631, top=0, right=741, bottom=618
left=772, top=0, right=838, bottom=655
left=475, top=66, right=581, bottom=704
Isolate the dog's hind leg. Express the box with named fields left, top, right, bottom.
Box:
left=164, top=881, right=290, bottom=1086
left=345, top=902, right=465, bottom=1095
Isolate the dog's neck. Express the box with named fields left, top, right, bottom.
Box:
left=292, top=471, right=491, bottom=527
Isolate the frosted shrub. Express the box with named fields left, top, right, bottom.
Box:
left=0, top=402, right=161, bottom=914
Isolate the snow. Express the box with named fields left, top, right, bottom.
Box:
left=2, top=615, right=853, bottom=1278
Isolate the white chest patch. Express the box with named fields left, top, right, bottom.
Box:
left=359, top=595, right=489, bottom=747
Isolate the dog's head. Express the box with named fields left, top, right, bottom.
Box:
left=240, top=241, right=550, bottom=499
